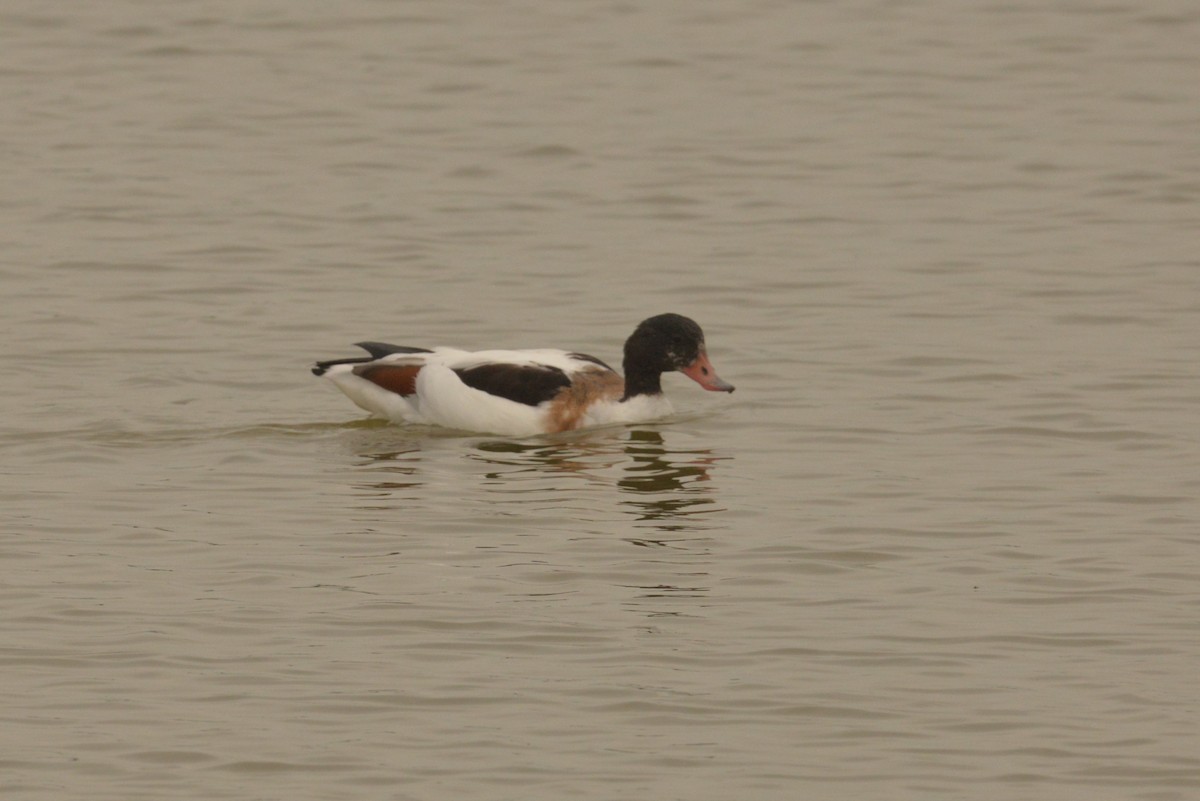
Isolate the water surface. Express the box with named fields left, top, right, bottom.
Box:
left=3, top=2, right=1199, bottom=799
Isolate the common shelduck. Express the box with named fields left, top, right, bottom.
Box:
left=312, top=313, right=734, bottom=436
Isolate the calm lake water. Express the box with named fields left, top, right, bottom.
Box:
left=3, top=2, right=1199, bottom=799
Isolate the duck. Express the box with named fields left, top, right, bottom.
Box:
left=312, top=313, right=734, bottom=436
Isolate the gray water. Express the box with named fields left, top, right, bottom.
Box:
left=3, top=2, right=1199, bottom=799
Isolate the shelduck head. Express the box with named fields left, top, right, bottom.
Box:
left=623, top=313, right=735, bottom=398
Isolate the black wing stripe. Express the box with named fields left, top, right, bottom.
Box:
left=313, top=342, right=433, bottom=376
left=355, top=341, right=434, bottom=359
left=454, top=363, right=571, bottom=407
left=313, top=355, right=371, bottom=376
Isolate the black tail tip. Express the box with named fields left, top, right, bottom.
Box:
left=311, top=365, right=327, bottom=377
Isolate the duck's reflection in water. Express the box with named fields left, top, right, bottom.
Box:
left=610, top=430, right=726, bottom=615
left=339, top=423, right=427, bottom=507
left=617, top=429, right=725, bottom=538
left=468, top=429, right=726, bottom=530
left=342, top=424, right=729, bottom=537
left=340, top=424, right=729, bottom=615
left=470, top=428, right=728, bottom=615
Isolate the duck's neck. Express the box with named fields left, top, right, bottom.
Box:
left=621, top=365, right=663, bottom=400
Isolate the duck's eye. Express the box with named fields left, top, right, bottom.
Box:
left=701, top=366, right=709, bottom=376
